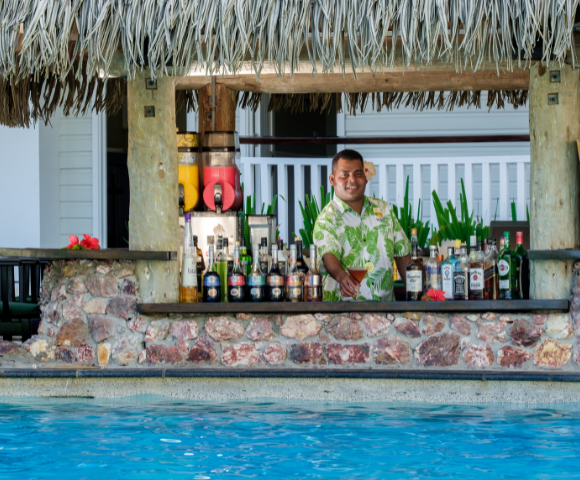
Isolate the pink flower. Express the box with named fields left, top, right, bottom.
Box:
left=80, top=234, right=100, bottom=250
left=67, top=235, right=79, bottom=248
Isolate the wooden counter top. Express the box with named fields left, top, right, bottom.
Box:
left=0, top=248, right=177, bottom=261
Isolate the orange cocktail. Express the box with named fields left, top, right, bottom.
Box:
left=348, top=268, right=368, bottom=283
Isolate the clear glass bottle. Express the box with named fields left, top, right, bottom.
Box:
left=441, top=241, right=460, bottom=300
left=266, top=245, right=285, bottom=302
left=468, top=235, right=477, bottom=263
left=406, top=228, right=425, bottom=301
left=228, top=245, right=246, bottom=302
left=498, top=232, right=517, bottom=299
left=180, top=217, right=198, bottom=303
left=202, top=245, right=221, bottom=303
left=303, top=245, right=323, bottom=302
left=454, top=245, right=469, bottom=300
left=515, top=231, right=529, bottom=299
left=468, top=240, right=485, bottom=300
left=285, top=244, right=304, bottom=302
left=223, top=238, right=234, bottom=276
left=192, top=235, right=205, bottom=302
left=295, top=237, right=309, bottom=274
left=425, top=245, right=440, bottom=291
left=239, top=238, right=252, bottom=277
left=484, top=238, right=499, bottom=300
left=277, top=239, right=287, bottom=276
left=259, top=237, right=271, bottom=275
left=248, top=245, right=266, bottom=302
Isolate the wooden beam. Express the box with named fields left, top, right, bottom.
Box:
left=197, top=83, right=236, bottom=146
left=238, top=135, right=531, bottom=145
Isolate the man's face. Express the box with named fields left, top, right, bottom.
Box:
left=329, top=158, right=367, bottom=203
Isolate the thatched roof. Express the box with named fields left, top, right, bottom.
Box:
left=0, top=1, right=574, bottom=126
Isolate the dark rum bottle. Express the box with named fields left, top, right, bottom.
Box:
left=295, top=237, right=309, bottom=274
left=202, top=245, right=221, bottom=303
left=228, top=245, right=246, bottom=302
left=248, top=245, right=265, bottom=302
left=285, top=245, right=303, bottom=302
left=303, top=245, right=322, bottom=302
left=266, top=245, right=285, bottom=302
left=468, top=240, right=485, bottom=300
left=406, top=228, right=425, bottom=301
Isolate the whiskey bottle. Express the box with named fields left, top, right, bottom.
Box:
left=484, top=238, right=499, bottom=300
left=303, top=245, right=322, bottom=302
left=228, top=245, right=246, bottom=302
left=468, top=240, right=485, bottom=300
left=180, top=216, right=198, bottom=303
left=295, top=237, right=309, bottom=274
left=498, top=232, right=517, bottom=299
left=277, top=238, right=288, bottom=275
left=192, top=235, right=205, bottom=302
left=285, top=244, right=304, bottom=302
left=248, top=245, right=266, bottom=302
left=259, top=237, right=271, bottom=274
left=202, top=245, right=221, bottom=303
left=266, top=245, right=285, bottom=302
left=454, top=246, right=469, bottom=300
left=406, top=228, right=425, bottom=301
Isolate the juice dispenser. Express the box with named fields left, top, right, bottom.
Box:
left=178, top=131, right=201, bottom=213
left=202, top=131, right=243, bottom=213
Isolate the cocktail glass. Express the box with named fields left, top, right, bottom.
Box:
left=346, top=260, right=368, bottom=301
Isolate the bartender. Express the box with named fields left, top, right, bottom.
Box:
left=313, top=149, right=412, bottom=301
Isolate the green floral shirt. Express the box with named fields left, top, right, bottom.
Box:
left=313, top=195, right=411, bottom=302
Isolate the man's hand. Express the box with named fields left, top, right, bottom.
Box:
left=322, top=252, right=359, bottom=297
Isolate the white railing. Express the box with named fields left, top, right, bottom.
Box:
left=241, top=156, right=530, bottom=243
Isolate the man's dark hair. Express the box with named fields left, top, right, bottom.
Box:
left=332, top=149, right=364, bottom=173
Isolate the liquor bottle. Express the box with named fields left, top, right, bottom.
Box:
left=498, top=232, right=517, bottom=299
left=266, top=245, right=285, bottom=302
left=303, top=245, right=323, bottom=302
left=277, top=239, right=288, bottom=275
left=454, top=246, right=469, bottom=300
left=180, top=223, right=198, bottom=303
left=484, top=238, right=499, bottom=300
left=259, top=237, right=271, bottom=274
left=441, top=247, right=457, bottom=300
left=248, top=245, right=266, bottom=302
left=295, top=237, right=309, bottom=274
left=192, top=235, right=205, bottom=302
left=515, top=232, right=529, bottom=299
left=216, top=235, right=229, bottom=302
left=223, top=238, right=234, bottom=276
left=468, top=240, right=485, bottom=300
left=425, top=245, right=440, bottom=291
left=228, top=245, right=246, bottom=302
left=240, top=238, right=252, bottom=277
left=285, top=244, right=304, bottom=302
left=436, top=253, right=444, bottom=289
left=202, top=245, right=221, bottom=302
left=406, top=228, right=425, bottom=301
left=468, top=235, right=477, bottom=263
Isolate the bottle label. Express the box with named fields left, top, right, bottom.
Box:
left=454, top=271, right=467, bottom=298
left=484, top=265, right=496, bottom=281
left=203, top=275, right=219, bottom=287
left=406, top=271, right=423, bottom=293
left=469, top=268, right=484, bottom=291
left=229, top=287, right=245, bottom=300
left=441, top=264, right=454, bottom=299
left=248, top=276, right=265, bottom=286
left=267, top=275, right=284, bottom=286
left=182, top=258, right=197, bottom=287
left=286, top=274, right=303, bottom=286
left=287, top=286, right=303, bottom=299
left=426, top=264, right=439, bottom=289
left=206, top=287, right=219, bottom=299
left=499, top=279, right=510, bottom=290
left=271, top=287, right=283, bottom=298
left=305, top=275, right=321, bottom=286
left=259, top=261, right=269, bottom=274
left=250, top=287, right=263, bottom=297
left=228, top=275, right=245, bottom=286
left=498, top=259, right=510, bottom=276
left=278, top=260, right=287, bottom=275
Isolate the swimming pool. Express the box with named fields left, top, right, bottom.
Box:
left=1, top=397, right=579, bottom=479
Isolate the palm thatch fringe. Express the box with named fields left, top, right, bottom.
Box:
left=0, top=0, right=577, bottom=85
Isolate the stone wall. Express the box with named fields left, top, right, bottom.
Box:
left=1, top=260, right=580, bottom=372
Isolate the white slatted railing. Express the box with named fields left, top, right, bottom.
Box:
left=241, top=156, right=530, bottom=243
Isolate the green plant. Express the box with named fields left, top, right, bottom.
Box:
left=392, top=177, right=433, bottom=248
left=240, top=184, right=284, bottom=247
left=292, top=186, right=334, bottom=248
left=511, top=200, right=517, bottom=221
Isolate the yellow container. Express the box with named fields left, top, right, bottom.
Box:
left=177, top=132, right=201, bottom=212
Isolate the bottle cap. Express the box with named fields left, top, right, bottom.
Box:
left=277, top=238, right=284, bottom=249
left=448, top=246, right=455, bottom=256
left=504, top=231, right=510, bottom=238
left=516, top=231, right=523, bottom=243
left=455, top=239, right=461, bottom=249
left=411, top=228, right=418, bottom=235
left=310, top=245, right=317, bottom=256
left=437, top=254, right=444, bottom=263
left=430, top=245, right=437, bottom=251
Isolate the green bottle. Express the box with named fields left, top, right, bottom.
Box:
left=240, top=238, right=252, bottom=277
left=498, top=232, right=517, bottom=299
left=216, top=235, right=229, bottom=302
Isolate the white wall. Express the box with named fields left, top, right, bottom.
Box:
left=0, top=125, right=40, bottom=248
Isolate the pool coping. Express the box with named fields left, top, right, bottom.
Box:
left=2, top=368, right=580, bottom=382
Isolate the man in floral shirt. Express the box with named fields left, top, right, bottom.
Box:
left=313, top=149, right=411, bottom=302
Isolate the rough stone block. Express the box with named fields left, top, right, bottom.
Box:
left=450, top=316, right=472, bottom=336
left=534, top=340, right=572, bottom=368
left=481, top=312, right=496, bottom=321
left=62, top=300, right=84, bottom=322
left=422, top=314, right=446, bottom=336
left=117, top=268, right=134, bottom=278
left=76, top=345, right=95, bottom=365
left=246, top=317, right=276, bottom=341
left=55, top=318, right=90, bottom=347
left=187, top=336, right=217, bottom=363
left=533, top=315, right=547, bottom=325
left=393, top=318, right=421, bottom=338
left=289, top=342, right=323, bottom=364
left=463, top=344, right=494, bottom=368
left=146, top=344, right=183, bottom=365
left=403, top=312, right=421, bottom=321
left=28, top=339, right=49, bottom=357
left=128, top=316, right=148, bottom=333
left=497, top=346, right=532, bottom=368
left=96, top=264, right=113, bottom=275
left=51, top=283, right=67, bottom=302
left=43, top=303, right=62, bottom=327
left=205, top=316, right=245, bottom=341
left=83, top=298, right=108, bottom=315
left=138, top=349, right=147, bottom=364
left=326, top=344, right=370, bottom=365
left=88, top=315, right=116, bottom=343
left=262, top=343, right=286, bottom=364
left=545, top=314, right=574, bottom=340
left=509, top=319, right=544, bottom=347
left=314, top=314, right=333, bottom=323
left=361, top=314, right=392, bottom=337
left=176, top=340, right=190, bottom=356
left=121, top=278, right=136, bottom=296
left=106, top=296, right=137, bottom=320
left=236, top=313, right=250, bottom=320
left=98, top=343, right=111, bottom=366
left=415, top=332, right=460, bottom=367
left=0, top=341, right=24, bottom=355
left=66, top=278, right=87, bottom=295
left=170, top=321, right=200, bottom=341
left=476, top=321, right=507, bottom=343
left=222, top=343, right=259, bottom=367
left=115, top=350, right=137, bottom=366
left=85, top=274, right=119, bottom=298
left=349, top=312, right=363, bottom=320
left=280, top=315, right=322, bottom=341
left=466, top=315, right=479, bottom=322
left=144, top=320, right=170, bottom=342
left=326, top=316, right=364, bottom=341
left=373, top=337, right=411, bottom=365
left=56, top=347, right=74, bottom=363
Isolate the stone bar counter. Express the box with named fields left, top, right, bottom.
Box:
left=1, top=256, right=579, bottom=375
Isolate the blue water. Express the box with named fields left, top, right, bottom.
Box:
left=1, top=397, right=580, bottom=479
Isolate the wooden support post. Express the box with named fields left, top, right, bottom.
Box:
left=127, top=71, right=179, bottom=303
left=197, top=83, right=236, bottom=143
left=529, top=64, right=580, bottom=299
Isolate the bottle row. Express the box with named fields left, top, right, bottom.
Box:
left=406, top=229, right=529, bottom=301
left=180, top=214, right=323, bottom=303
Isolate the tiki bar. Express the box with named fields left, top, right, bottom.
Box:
left=1, top=1, right=580, bottom=402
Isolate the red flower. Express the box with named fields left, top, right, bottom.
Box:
left=80, top=234, right=100, bottom=250
left=422, top=289, right=446, bottom=301
left=67, top=235, right=79, bottom=248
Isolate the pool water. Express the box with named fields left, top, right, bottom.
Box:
left=1, top=397, right=580, bottom=479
